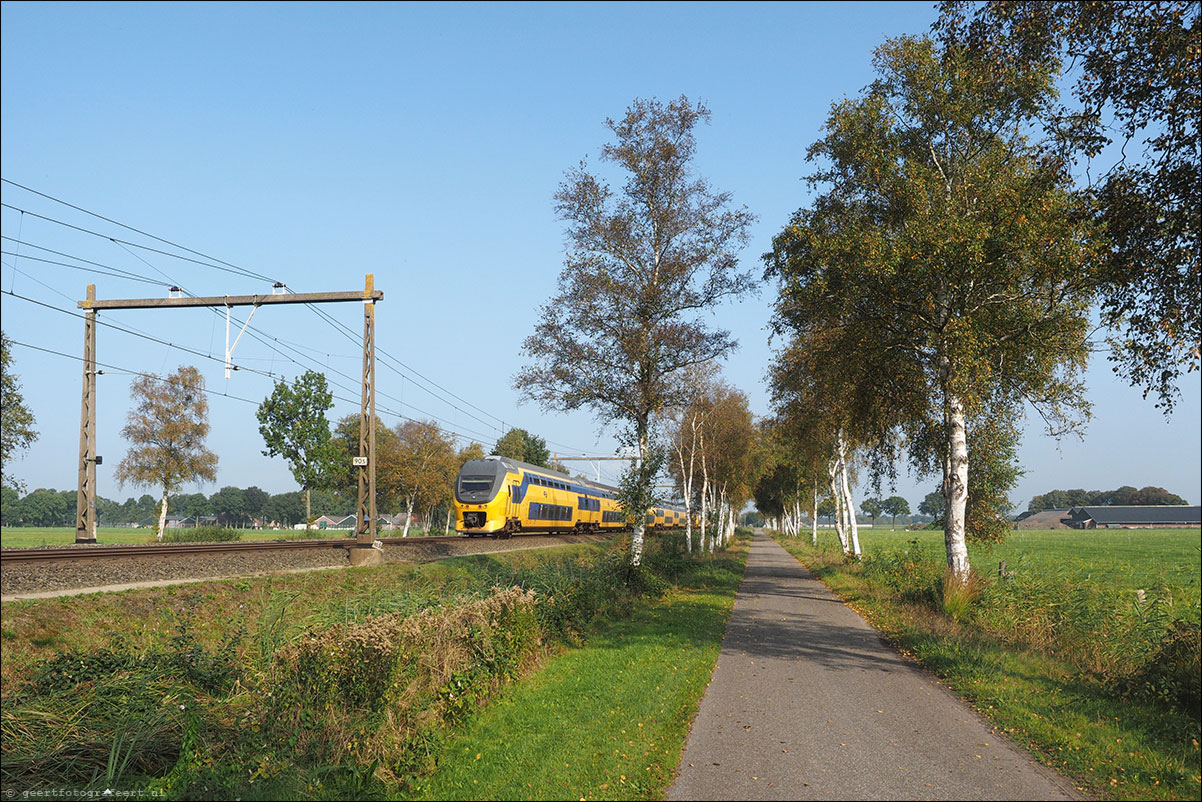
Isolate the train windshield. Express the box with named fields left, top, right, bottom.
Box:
left=459, top=475, right=494, bottom=493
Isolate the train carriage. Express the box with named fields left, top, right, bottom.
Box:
left=454, top=455, right=691, bottom=538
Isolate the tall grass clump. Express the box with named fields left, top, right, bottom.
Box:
left=859, top=540, right=946, bottom=607
left=161, top=525, right=240, bottom=543
left=0, top=621, right=241, bottom=796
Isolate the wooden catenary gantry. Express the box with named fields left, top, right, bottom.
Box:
left=75, top=276, right=382, bottom=564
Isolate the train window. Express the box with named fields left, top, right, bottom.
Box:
left=460, top=476, right=493, bottom=493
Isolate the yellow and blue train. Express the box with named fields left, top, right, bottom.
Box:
left=454, top=455, right=690, bottom=537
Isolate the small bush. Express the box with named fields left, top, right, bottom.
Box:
left=162, top=525, right=239, bottom=543
left=860, top=544, right=945, bottom=608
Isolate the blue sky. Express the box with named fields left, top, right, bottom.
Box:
left=2, top=1, right=1198, bottom=511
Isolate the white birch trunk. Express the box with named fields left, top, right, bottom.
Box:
left=699, top=450, right=709, bottom=554
left=630, top=429, right=650, bottom=567
left=402, top=494, right=415, bottom=537
left=839, top=433, right=861, bottom=557
left=811, top=480, right=820, bottom=546
left=718, top=489, right=728, bottom=548
left=828, top=458, right=847, bottom=552
left=944, top=390, right=971, bottom=580
left=709, top=487, right=719, bottom=553
left=156, top=489, right=169, bottom=542
left=677, top=416, right=697, bottom=554
left=444, top=508, right=451, bottom=534
left=716, top=487, right=724, bottom=547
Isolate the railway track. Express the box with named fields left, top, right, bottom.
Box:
left=0, top=535, right=471, bottom=564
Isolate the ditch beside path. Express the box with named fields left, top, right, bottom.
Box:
left=668, top=532, right=1083, bottom=801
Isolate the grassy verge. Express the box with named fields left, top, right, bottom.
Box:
left=410, top=544, right=747, bottom=800
left=1, top=531, right=748, bottom=800
left=773, top=529, right=1201, bottom=802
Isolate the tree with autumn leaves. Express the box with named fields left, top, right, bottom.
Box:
left=115, top=366, right=218, bottom=540
left=327, top=415, right=481, bottom=535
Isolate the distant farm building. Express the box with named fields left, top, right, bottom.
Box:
left=312, top=514, right=355, bottom=530
left=1063, top=505, right=1201, bottom=529
left=1014, top=508, right=1074, bottom=530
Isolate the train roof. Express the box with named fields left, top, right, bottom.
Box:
left=480, top=454, right=618, bottom=494
left=471, top=455, right=689, bottom=512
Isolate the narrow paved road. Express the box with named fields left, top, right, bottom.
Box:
left=668, top=533, right=1083, bottom=801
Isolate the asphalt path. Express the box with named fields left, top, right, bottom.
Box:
left=668, top=532, right=1083, bottom=801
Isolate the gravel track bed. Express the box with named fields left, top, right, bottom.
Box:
left=1, top=534, right=611, bottom=598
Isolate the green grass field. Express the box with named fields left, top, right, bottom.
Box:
left=857, top=526, right=1201, bottom=588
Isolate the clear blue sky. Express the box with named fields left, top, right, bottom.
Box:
left=2, top=1, right=1198, bottom=511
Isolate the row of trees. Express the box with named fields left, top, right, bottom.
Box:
left=0, top=484, right=348, bottom=529
left=1027, top=485, right=1189, bottom=512
left=760, top=2, right=1198, bottom=580
left=664, top=376, right=758, bottom=553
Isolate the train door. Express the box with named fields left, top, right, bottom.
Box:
left=507, top=483, right=520, bottom=536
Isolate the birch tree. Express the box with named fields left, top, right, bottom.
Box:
left=667, top=405, right=704, bottom=552
left=704, top=386, right=758, bottom=549
left=768, top=335, right=871, bottom=557
left=937, top=1, right=1200, bottom=411
left=766, top=35, right=1098, bottom=581
left=515, top=96, right=756, bottom=567
left=114, top=366, right=218, bottom=540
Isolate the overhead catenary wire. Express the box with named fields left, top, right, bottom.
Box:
left=0, top=198, right=515, bottom=440
left=2, top=178, right=280, bottom=284
left=1, top=265, right=509, bottom=448
left=0, top=180, right=607, bottom=457
left=5, top=337, right=506, bottom=453
left=1, top=189, right=525, bottom=439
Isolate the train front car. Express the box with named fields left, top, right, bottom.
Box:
left=454, top=457, right=515, bottom=537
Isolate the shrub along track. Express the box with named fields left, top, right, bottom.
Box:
left=0, top=533, right=613, bottom=599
